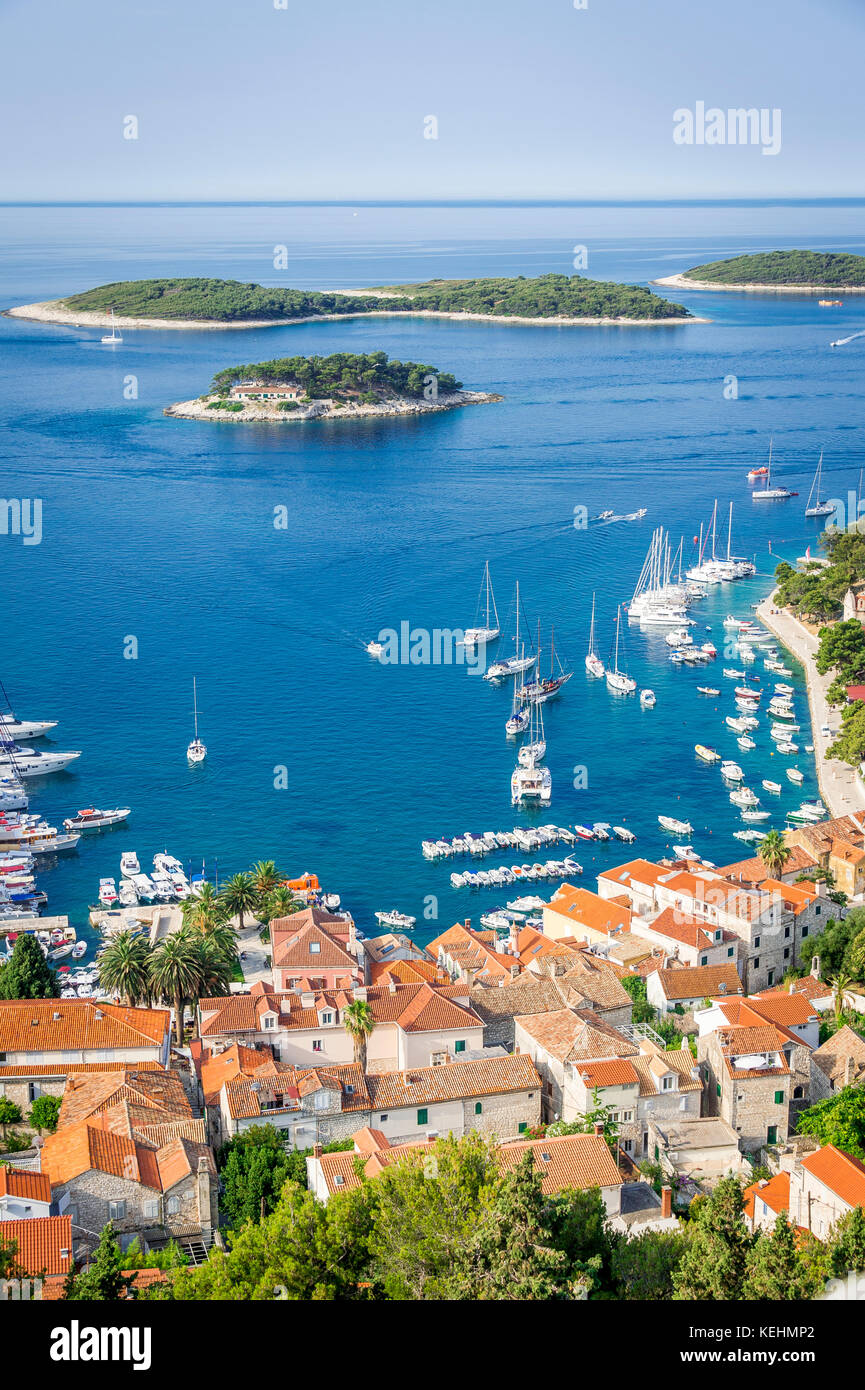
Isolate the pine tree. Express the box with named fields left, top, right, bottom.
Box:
left=672, top=1176, right=753, bottom=1300
left=0, top=933, right=57, bottom=999
left=448, top=1152, right=572, bottom=1300
left=65, top=1223, right=136, bottom=1301
left=827, top=1203, right=865, bottom=1276
left=744, top=1211, right=820, bottom=1300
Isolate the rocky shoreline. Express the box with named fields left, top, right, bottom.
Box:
left=164, top=389, right=502, bottom=424
left=6, top=298, right=705, bottom=331
left=653, top=273, right=865, bottom=295
left=756, top=592, right=865, bottom=820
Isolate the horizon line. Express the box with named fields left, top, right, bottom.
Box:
left=3, top=196, right=865, bottom=209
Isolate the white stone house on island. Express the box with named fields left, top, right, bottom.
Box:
left=229, top=382, right=303, bottom=402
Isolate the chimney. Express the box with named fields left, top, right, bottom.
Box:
left=593, top=1121, right=604, bottom=1136
left=464, top=918, right=471, bottom=930
left=388, top=978, right=397, bottom=995
left=811, top=955, right=821, bottom=981
left=789, top=979, right=795, bottom=994
left=312, top=1143, right=322, bottom=1159
left=846, top=1055, right=855, bottom=1087
left=348, top=920, right=357, bottom=952
left=661, top=1185, right=672, bottom=1219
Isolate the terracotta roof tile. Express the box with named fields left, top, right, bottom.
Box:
left=0, top=1215, right=72, bottom=1277
left=653, top=963, right=743, bottom=1000
left=801, top=1144, right=865, bottom=1208
left=0, top=1167, right=51, bottom=1203
left=547, top=884, right=631, bottom=936
left=365, top=1053, right=541, bottom=1110
left=498, top=1133, right=622, bottom=1193
left=0, top=1000, right=169, bottom=1054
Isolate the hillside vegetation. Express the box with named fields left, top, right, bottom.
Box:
left=208, top=350, right=461, bottom=402
left=683, top=251, right=865, bottom=287
left=62, top=274, right=688, bottom=322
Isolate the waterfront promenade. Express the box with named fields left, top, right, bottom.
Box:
left=757, top=593, right=865, bottom=820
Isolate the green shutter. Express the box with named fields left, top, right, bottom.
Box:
left=727, top=947, right=734, bottom=957
left=474, top=1101, right=482, bottom=1115
left=717, top=1083, right=721, bottom=1096
left=417, top=1108, right=428, bottom=1126
left=518, top=1122, right=527, bottom=1134
left=775, top=1090, right=784, bottom=1104
left=454, top=1040, right=466, bottom=1053
left=767, top=1126, right=777, bottom=1144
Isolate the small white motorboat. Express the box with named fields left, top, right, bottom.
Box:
left=762, top=779, right=783, bottom=794
left=365, top=640, right=385, bottom=658
left=787, top=768, right=805, bottom=784
left=659, top=815, right=693, bottom=836
left=120, top=851, right=140, bottom=877
left=640, top=689, right=656, bottom=708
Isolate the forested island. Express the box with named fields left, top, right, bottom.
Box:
left=165, top=350, right=500, bottom=424
left=655, top=250, right=865, bottom=294
left=7, top=273, right=694, bottom=329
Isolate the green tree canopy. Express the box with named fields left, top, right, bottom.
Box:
left=796, top=1086, right=865, bottom=1157
left=0, top=933, right=57, bottom=999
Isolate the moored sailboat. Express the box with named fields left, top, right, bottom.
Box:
left=585, top=593, right=605, bottom=678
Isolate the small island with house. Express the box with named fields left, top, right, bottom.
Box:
left=164, top=351, right=502, bottom=424
left=654, top=250, right=865, bottom=295
left=7, top=272, right=697, bottom=329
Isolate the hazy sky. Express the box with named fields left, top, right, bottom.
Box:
left=1, top=0, right=862, bottom=201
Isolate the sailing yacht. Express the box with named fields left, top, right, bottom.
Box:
left=101, top=308, right=123, bottom=345
left=606, top=607, right=637, bottom=694
left=505, top=657, right=531, bottom=736
left=751, top=440, right=797, bottom=500
left=804, top=451, right=835, bottom=518
left=522, top=626, right=572, bottom=703
left=484, top=581, right=536, bottom=680
left=187, top=678, right=207, bottom=764
left=585, top=594, right=605, bottom=678
left=463, top=562, right=500, bottom=646
left=518, top=701, right=546, bottom=766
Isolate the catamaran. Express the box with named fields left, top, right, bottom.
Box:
left=101, top=308, right=123, bottom=345
left=751, top=440, right=797, bottom=501
left=511, top=698, right=551, bottom=805
left=484, top=581, right=536, bottom=680
left=187, top=678, right=206, bottom=764
left=585, top=593, right=605, bottom=678
left=804, top=450, right=835, bottom=518
left=606, top=607, right=636, bottom=694
left=463, top=562, right=500, bottom=646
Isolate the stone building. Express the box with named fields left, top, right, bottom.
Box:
left=809, top=1025, right=865, bottom=1103
left=698, top=1024, right=790, bottom=1152
left=218, top=1052, right=542, bottom=1148
left=0, top=999, right=171, bottom=1110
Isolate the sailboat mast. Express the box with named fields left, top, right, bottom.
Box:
left=727, top=502, right=733, bottom=562
left=614, top=607, right=620, bottom=674
left=192, top=678, right=199, bottom=740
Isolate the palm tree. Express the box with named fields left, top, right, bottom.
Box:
left=148, top=933, right=205, bottom=1044
left=195, top=936, right=235, bottom=998
left=251, top=860, right=283, bottom=901
left=97, top=931, right=152, bottom=1006
left=829, top=971, right=855, bottom=1028
left=262, top=885, right=302, bottom=924
left=219, top=872, right=259, bottom=931
left=343, top=999, right=375, bottom=1074
left=181, top=882, right=225, bottom=934
left=759, top=829, right=791, bottom=879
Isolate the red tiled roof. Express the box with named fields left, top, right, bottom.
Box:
left=801, top=1144, right=865, bottom=1208
left=0, top=1167, right=51, bottom=1203
left=0, top=1215, right=72, bottom=1277
left=0, top=1000, right=169, bottom=1053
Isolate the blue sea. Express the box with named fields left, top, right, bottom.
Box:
left=1, top=201, right=864, bottom=953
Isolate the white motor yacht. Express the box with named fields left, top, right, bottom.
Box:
left=120, top=851, right=140, bottom=877
left=0, top=714, right=58, bottom=740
